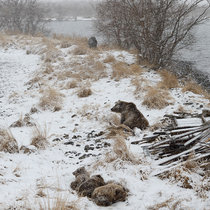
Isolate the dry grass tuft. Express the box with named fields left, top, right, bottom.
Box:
left=39, top=87, right=64, bottom=111
left=72, top=46, right=87, bottom=55
left=147, top=197, right=175, bottom=210
left=182, top=81, right=205, bottom=95
left=0, top=33, right=9, bottom=47
left=31, top=124, right=49, bottom=149
left=129, top=64, right=144, bottom=75
left=64, top=80, right=78, bottom=89
left=39, top=194, right=80, bottom=210
left=43, top=65, right=54, bottom=75
left=111, top=62, right=130, bottom=80
left=60, top=40, right=71, bottom=49
left=158, top=69, right=179, bottom=89
left=112, top=135, right=137, bottom=163
left=142, top=87, right=172, bottom=109
left=103, top=55, right=116, bottom=63
left=77, top=87, right=92, bottom=98
left=112, top=62, right=144, bottom=80
left=0, top=128, right=19, bottom=153
left=131, top=77, right=149, bottom=98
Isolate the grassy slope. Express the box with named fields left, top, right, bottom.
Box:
left=0, top=33, right=209, bottom=209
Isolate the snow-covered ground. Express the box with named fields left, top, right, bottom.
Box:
left=0, top=34, right=209, bottom=209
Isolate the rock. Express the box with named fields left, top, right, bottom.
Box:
left=52, top=138, right=61, bottom=142
left=10, top=114, right=35, bottom=127
left=20, top=145, right=37, bottom=154
left=92, top=183, right=128, bottom=206
left=63, top=134, right=69, bottom=139
left=88, top=37, right=97, bottom=48
left=202, top=109, right=210, bottom=117
left=64, top=141, right=74, bottom=145
left=30, top=107, right=39, bottom=114
left=84, top=145, right=94, bottom=152
left=78, top=175, right=105, bottom=198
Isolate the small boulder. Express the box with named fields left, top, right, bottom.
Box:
left=88, top=37, right=97, bottom=48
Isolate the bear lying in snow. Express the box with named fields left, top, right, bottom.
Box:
left=78, top=175, right=105, bottom=198
left=70, top=167, right=90, bottom=191
left=70, top=167, right=128, bottom=206
left=92, top=183, right=128, bottom=206
left=111, top=100, right=149, bottom=130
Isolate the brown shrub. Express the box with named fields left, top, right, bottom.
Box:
left=103, top=55, right=116, bottom=63
left=39, top=88, right=64, bottom=111
left=77, top=87, right=92, bottom=98
left=111, top=62, right=130, bottom=80
left=113, top=135, right=136, bottom=162
left=72, top=46, right=87, bottom=55
left=182, top=81, right=205, bottom=95
left=64, top=80, right=78, bottom=89
left=31, top=124, right=48, bottom=149
left=158, top=69, right=179, bottom=89
left=129, top=64, right=144, bottom=75
left=0, top=129, right=19, bottom=153
left=131, top=77, right=149, bottom=98
left=142, top=87, right=172, bottom=109
left=60, top=40, right=71, bottom=48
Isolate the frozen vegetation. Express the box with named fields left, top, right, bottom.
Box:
left=0, top=33, right=209, bottom=209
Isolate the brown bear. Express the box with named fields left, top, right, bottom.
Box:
left=78, top=175, right=105, bottom=198
left=92, top=183, right=128, bottom=206
left=111, top=100, right=149, bottom=130
left=70, top=167, right=90, bottom=191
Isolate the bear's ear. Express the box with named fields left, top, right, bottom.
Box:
left=116, top=100, right=121, bottom=104
left=127, top=103, right=136, bottom=110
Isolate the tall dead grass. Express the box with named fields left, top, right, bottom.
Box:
left=112, top=62, right=144, bottom=80
left=39, top=195, right=79, bottom=210
left=111, top=62, right=130, bottom=80
left=39, top=87, right=64, bottom=111
left=131, top=77, right=149, bottom=98
left=142, top=87, right=173, bottom=109
left=182, top=81, right=205, bottom=95
left=158, top=69, right=179, bottom=89
left=31, top=124, right=49, bottom=149
left=103, top=55, right=116, bottom=63
left=0, top=128, right=19, bottom=153
left=77, top=87, right=92, bottom=98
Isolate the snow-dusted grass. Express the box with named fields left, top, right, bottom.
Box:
left=0, top=33, right=209, bottom=209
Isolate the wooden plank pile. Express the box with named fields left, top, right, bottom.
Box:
left=144, top=110, right=210, bottom=175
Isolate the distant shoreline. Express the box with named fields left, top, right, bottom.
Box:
left=45, top=16, right=96, bottom=22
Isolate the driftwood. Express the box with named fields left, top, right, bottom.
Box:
left=142, top=111, right=210, bottom=175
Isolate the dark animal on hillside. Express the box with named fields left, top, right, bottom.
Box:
left=111, top=100, right=149, bottom=130
left=70, top=167, right=90, bottom=191
left=78, top=175, right=105, bottom=198
left=88, top=36, right=97, bottom=48
left=92, top=183, right=128, bottom=206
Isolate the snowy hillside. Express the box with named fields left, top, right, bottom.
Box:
left=0, top=34, right=209, bottom=209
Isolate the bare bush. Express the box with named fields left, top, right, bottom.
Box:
left=0, top=0, right=47, bottom=35
left=95, top=0, right=210, bottom=67
left=31, top=124, right=48, bottom=149
left=0, top=128, right=19, bottom=153
left=142, top=87, right=173, bottom=109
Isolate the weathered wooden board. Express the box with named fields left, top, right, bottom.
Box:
left=175, top=118, right=203, bottom=128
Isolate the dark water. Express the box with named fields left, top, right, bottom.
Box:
left=47, top=20, right=96, bottom=38
left=47, top=20, right=210, bottom=78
